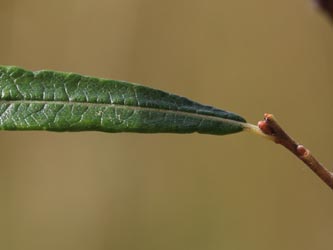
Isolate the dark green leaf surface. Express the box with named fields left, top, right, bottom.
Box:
left=0, top=66, right=246, bottom=135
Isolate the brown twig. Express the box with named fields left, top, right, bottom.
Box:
left=258, top=113, right=333, bottom=190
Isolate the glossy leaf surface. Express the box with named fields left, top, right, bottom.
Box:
left=0, top=66, right=246, bottom=135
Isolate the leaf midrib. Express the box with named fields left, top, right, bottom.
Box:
left=0, top=99, right=246, bottom=128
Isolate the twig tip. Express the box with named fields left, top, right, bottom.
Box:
left=258, top=115, right=274, bottom=136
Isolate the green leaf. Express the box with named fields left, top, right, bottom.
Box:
left=0, top=66, right=247, bottom=135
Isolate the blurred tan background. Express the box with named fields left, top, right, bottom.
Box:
left=0, top=1, right=332, bottom=249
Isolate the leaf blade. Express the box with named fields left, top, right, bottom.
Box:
left=0, top=66, right=247, bottom=135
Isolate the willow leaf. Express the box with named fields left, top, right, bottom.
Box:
left=0, top=66, right=248, bottom=135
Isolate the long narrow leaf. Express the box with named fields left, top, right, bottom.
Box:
left=0, top=66, right=246, bottom=135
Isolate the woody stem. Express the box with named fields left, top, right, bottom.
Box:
left=258, top=113, right=333, bottom=190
